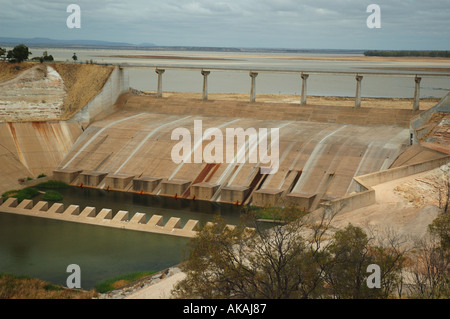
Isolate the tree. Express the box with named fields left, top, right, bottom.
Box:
left=172, top=205, right=407, bottom=299
left=173, top=207, right=330, bottom=299
left=323, top=225, right=406, bottom=299
left=0, top=47, right=6, bottom=60
left=7, top=44, right=31, bottom=63
left=406, top=212, right=450, bottom=298
left=42, top=51, right=54, bottom=62
left=72, top=53, right=78, bottom=62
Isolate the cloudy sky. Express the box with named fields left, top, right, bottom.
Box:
left=1, top=0, right=449, bottom=50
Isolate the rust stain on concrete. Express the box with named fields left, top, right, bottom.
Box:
left=7, top=123, right=28, bottom=169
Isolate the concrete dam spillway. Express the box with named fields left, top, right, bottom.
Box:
left=55, top=93, right=419, bottom=211
left=1, top=63, right=449, bottom=237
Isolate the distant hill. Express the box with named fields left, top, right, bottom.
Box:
left=0, top=37, right=366, bottom=54
left=0, top=37, right=155, bottom=48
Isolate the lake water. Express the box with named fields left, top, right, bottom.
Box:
left=0, top=187, right=246, bottom=290
left=22, top=47, right=450, bottom=98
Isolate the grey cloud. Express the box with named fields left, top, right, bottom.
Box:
left=0, top=0, right=448, bottom=49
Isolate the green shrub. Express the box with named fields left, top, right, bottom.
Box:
left=2, top=187, right=40, bottom=203
left=36, top=180, right=69, bottom=190
left=95, top=271, right=156, bottom=293
left=42, top=190, right=63, bottom=202
left=245, top=205, right=307, bottom=221
left=2, top=190, right=19, bottom=200
left=37, top=173, right=47, bottom=178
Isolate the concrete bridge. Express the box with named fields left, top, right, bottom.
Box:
left=117, top=64, right=450, bottom=109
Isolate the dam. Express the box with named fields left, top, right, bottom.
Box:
left=1, top=62, right=449, bottom=233
left=0, top=60, right=449, bottom=289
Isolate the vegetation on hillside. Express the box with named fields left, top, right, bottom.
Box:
left=0, top=273, right=97, bottom=299
left=95, top=271, right=156, bottom=293
left=0, top=61, right=35, bottom=82
left=364, top=50, right=450, bottom=57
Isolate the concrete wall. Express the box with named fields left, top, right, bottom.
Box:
left=320, top=189, right=376, bottom=215
left=355, top=156, right=450, bottom=190
left=320, top=155, right=450, bottom=214
left=70, top=66, right=129, bottom=126
left=0, top=121, right=83, bottom=194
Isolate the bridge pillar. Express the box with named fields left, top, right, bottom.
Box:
left=300, top=73, right=309, bottom=105
left=155, top=68, right=165, bottom=98
left=413, top=76, right=422, bottom=111
left=249, top=72, right=258, bottom=103
left=355, top=75, right=363, bottom=109
left=201, top=70, right=211, bottom=101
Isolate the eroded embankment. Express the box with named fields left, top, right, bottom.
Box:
left=0, top=62, right=117, bottom=193
left=0, top=62, right=114, bottom=121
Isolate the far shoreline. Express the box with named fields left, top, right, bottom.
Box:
left=97, top=53, right=450, bottom=65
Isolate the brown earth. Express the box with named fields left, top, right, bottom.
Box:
left=0, top=273, right=98, bottom=299
left=49, top=63, right=114, bottom=119
left=0, top=62, right=35, bottom=82
left=394, top=165, right=449, bottom=208
left=143, top=91, right=441, bottom=110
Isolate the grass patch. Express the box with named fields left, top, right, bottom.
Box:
left=1, top=187, right=40, bottom=203
left=35, top=180, right=69, bottom=190
left=244, top=205, right=308, bottom=221
left=95, top=271, right=156, bottom=293
left=42, top=190, right=63, bottom=202
left=0, top=273, right=98, bottom=299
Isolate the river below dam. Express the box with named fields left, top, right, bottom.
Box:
left=0, top=187, right=246, bottom=290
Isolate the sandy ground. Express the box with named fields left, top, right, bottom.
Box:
left=125, top=272, right=186, bottom=299
left=144, top=91, right=440, bottom=110
left=0, top=62, right=35, bottom=82
left=99, top=55, right=231, bottom=61
left=331, top=166, right=448, bottom=240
